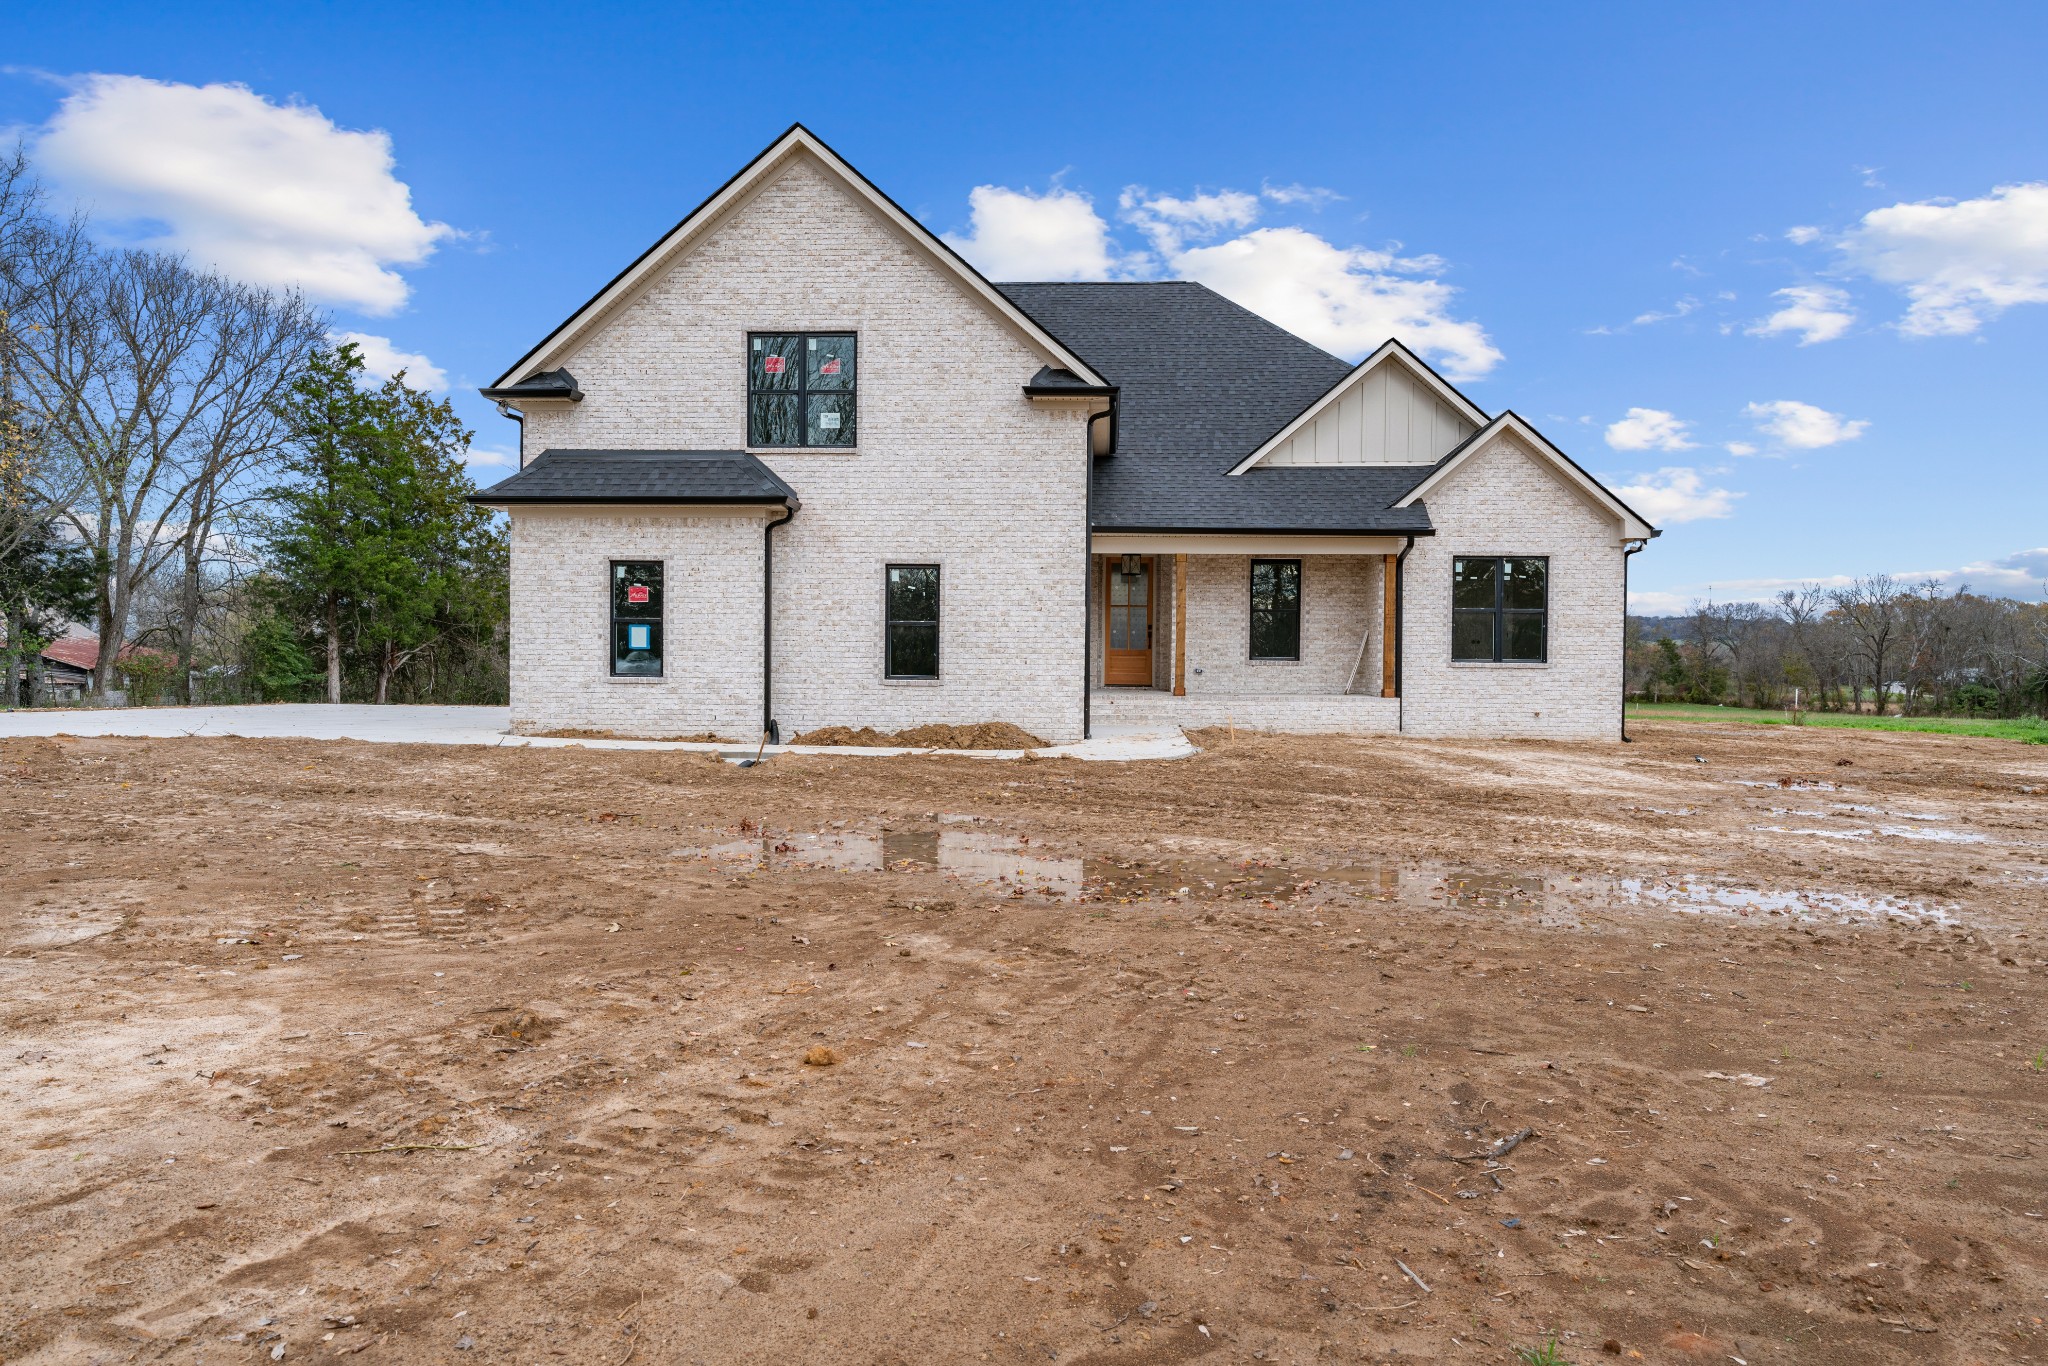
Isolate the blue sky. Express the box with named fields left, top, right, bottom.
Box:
left=7, top=2, right=2045, bottom=612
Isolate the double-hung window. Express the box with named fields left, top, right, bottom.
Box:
left=885, top=564, right=939, bottom=679
left=611, top=561, right=664, bottom=677
left=1249, top=558, right=1302, bottom=661
left=749, top=333, right=856, bottom=447
left=1452, top=556, right=1548, bottom=662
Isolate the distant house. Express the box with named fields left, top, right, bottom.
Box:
left=472, top=126, right=1658, bottom=744
left=22, top=635, right=166, bottom=706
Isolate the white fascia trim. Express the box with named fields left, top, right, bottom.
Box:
left=1224, top=340, right=1491, bottom=477
left=495, top=127, right=1108, bottom=390
left=1394, top=412, right=1658, bottom=541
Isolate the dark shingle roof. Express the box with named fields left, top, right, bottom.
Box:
left=997, top=281, right=1443, bottom=533
left=480, top=367, right=583, bottom=402
left=470, top=449, right=797, bottom=506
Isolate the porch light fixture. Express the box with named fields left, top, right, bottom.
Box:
left=1119, top=554, right=1142, bottom=576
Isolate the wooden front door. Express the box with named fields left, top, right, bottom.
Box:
left=1103, top=557, right=1154, bottom=686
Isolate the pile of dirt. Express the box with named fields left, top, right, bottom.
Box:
left=790, top=721, right=1046, bottom=749
left=531, top=727, right=732, bottom=743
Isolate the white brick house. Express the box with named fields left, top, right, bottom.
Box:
left=474, top=126, right=1657, bottom=745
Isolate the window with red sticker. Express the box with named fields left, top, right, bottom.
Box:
left=749, top=333, right=855, bottom=447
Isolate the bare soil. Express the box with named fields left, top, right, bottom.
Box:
left=789, top=722, right=1048, bottom=749
left=3, top=721, right=2046, bottom=1365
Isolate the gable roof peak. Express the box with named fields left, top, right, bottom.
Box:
left=487, top=124, right=1108, bottom=392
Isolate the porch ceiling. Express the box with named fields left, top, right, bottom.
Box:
left=1091, top=532, right=1410, bottom=555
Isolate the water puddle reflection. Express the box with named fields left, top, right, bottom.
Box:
left=673, top=823, right=1966, bottom=930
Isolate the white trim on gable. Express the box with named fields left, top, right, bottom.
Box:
left=1226, top=340, right=1490, bottom=476
left=1395, top=411, right=1659, bottom=541
left=491, top=125, right=1109, bottom=391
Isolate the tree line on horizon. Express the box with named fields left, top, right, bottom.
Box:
left=1630, top=576, right=2048, bottom=719
left=0, top=145, right=506, bottom=709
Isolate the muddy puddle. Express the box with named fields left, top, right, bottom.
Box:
left=673, top=824, right=1965, bottom=930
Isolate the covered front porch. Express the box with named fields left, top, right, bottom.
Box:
left=1086, top=532, right=1410, bottom=735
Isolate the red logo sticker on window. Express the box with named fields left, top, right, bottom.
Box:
left=762, top=355, right=785, bottom=374
left=626, top=584, right=650, bottom=604
left=819, top=358, right=841, bottom=375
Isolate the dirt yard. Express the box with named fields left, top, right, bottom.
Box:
left=3, top=721, right=2046, bottom=1365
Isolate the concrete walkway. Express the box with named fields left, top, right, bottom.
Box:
left=0, top=703, right=1195, bottom=762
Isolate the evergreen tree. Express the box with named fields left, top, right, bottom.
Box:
left=266, top=343, right=506, bottom=703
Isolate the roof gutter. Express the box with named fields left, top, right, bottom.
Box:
left=1394, top=535, right=1416, bottom=732
left=1083, top=407, right=1116, bottom=740
left=762, top=501, right=799, bottom=745
left=493, top=402, right=525, bottom=468
left=1621, top=537, right=1652, bottom=741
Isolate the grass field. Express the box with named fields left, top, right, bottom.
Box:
left=1628, top=700, right=2048, bottom=742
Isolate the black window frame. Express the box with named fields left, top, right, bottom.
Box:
left=1248, top=558, right=1303, bottom=662
left=609, top=559, right=665, bottom=678
left=1451, top=555, right=1549, bottom=663
left=884, top=563, right=940, bottom=681
left=747, top=331, right=857, bottom=448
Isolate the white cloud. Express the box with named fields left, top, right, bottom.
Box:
left=1608, top=466, right=1740, bottom=524
left=1744, top=399, right=1869, bottom=449
left=1836, top=182, right=2048, bottom=336
left=462, top=444, right=518, bottom=473
left=1604, top=407, right=1697, bottom=452
left=942, top=183, right=1120, bottom=282
left=1746, top=285, right=1856, bottom=345
left=1631, top=546, right=2048, bottom=612
left=1785, top=225, right=1823, bottom=246
left=333, top=331, right=446, bottom=391
left=1119, top=186, right=1261, bottom=257
left=1260, top=181, right=1342, bottom=208
left=1172, top=227, right=1500, bottom=377
left=1723, top=440, right=1758, bottom=456
left=950, top=174, right=1500, bottom=377
left=1630, top=296, right=1699, bottom=327
left=31, top=74, right=454, bottom=315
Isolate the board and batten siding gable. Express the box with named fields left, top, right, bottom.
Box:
left=1253, top=359, right=1476, bottom=468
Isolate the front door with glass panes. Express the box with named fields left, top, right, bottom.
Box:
left=1103, top=557, right=1154, bottom=686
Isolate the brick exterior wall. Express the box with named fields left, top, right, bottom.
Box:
left=510, top=153, right=1092, bottom=742
left=508, top=507, right=766, bottom=737
left=1088, top=553, right=1385, bottom=696
left=1399, top=437, right=1626, bottom=740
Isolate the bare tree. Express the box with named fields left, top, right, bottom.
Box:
left=163, top=282, right=322, bottom=700
left=1828, top=575, right=1908, bottom=715
left=8, top=238, right=324, bottom=697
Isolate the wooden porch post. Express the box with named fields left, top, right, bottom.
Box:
left=1173, top=553, right=1188, bottom=696
left=1380, top=553, right=1399, bottom=698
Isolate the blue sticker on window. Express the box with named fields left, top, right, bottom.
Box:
left=627, top=623, right=651, bottom=651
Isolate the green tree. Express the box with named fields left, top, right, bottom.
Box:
left=0, top=510, right=97, bottom=707
left=266, top=343, right=505, bottom=703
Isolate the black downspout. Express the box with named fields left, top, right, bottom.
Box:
left=1621, top=538, right=1648, bottom=741
left=762, top=502, right=798, bottom=743
left=1393, top=534, right=1415, bottom=732
left=494, top=401, right=526, bottom=466
left=1084, top=405, right=1115, bottom=741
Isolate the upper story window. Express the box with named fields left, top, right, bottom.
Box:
left=749, top=333, right=856, bottom=447
left=1452, top=556, right=1548, bottom=662
left=1249, top=558, right=1302, bottom=661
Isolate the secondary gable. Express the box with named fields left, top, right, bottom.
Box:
left=1233, top=341, right=1485, bottom=472
left=1399, top=412, right=1658, bottom=542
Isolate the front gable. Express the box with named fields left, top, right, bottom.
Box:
left=1229, top=341, right=1487, bottom=474
left=1399, top=412, right=1658, bottom=542
left=489, top=125, right=1107, bottom=395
